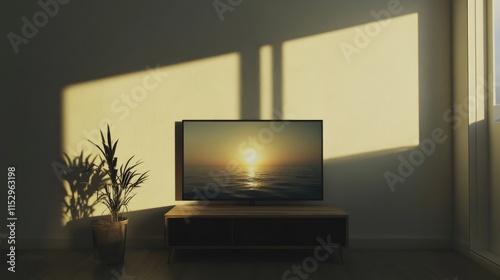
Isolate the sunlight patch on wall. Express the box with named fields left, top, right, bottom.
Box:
left=61, top=53, right=240, bottom=222
left=282, top=13, right=419, bottom=159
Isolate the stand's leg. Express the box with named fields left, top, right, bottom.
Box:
left=332, top=245, right=343, bottom=264
left=164, top=218, right=168, bottom=249
left=166, top=248, right=174, bottom=264
left=338, top=246, right=344, bottom=264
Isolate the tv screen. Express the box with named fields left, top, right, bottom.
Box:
left=182, top=120, right=323, bottom=201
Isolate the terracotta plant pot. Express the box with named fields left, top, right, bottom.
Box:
left=91, top=217, right=128, bottom=266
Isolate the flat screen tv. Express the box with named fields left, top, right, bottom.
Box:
left=181, top=120, right=323, bottom=201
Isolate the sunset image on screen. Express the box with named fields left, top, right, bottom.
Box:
left=183, top=120, right=323, bottom=200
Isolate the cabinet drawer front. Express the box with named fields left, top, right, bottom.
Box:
left=168, top=218, right=232, bottom=246
left=233, top=218, right=347, bottom=246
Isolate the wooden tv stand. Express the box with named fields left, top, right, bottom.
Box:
left=163, top=205, right=348, bottom=263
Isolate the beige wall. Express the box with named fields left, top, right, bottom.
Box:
left=2, top=0, right=452, bottom=248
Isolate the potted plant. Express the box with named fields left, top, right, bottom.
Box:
left=89, top=125, right=148, bottom=265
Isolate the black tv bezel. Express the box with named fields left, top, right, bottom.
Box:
left=179, top=119, right=324, bottom=201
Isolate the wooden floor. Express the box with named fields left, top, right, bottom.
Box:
left=4, top=249, right=499, bottom=280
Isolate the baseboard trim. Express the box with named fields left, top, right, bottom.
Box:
left=453, top=238, right=469, bottom=256
left=16, top=236, right=452, bottom=250
left=16, top=237, right=164, bottom=250
left=349, top=236, right=452, bottom=250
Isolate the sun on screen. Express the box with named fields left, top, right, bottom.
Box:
left=244, top=153, right=258, bottom=165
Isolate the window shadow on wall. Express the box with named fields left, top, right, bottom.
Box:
left=0, top=0, right=451, bottom=247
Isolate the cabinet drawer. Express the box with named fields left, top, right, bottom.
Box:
left=233, top=218, right=346, bottom=246
left=168, top=218, right=232, bottom=246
